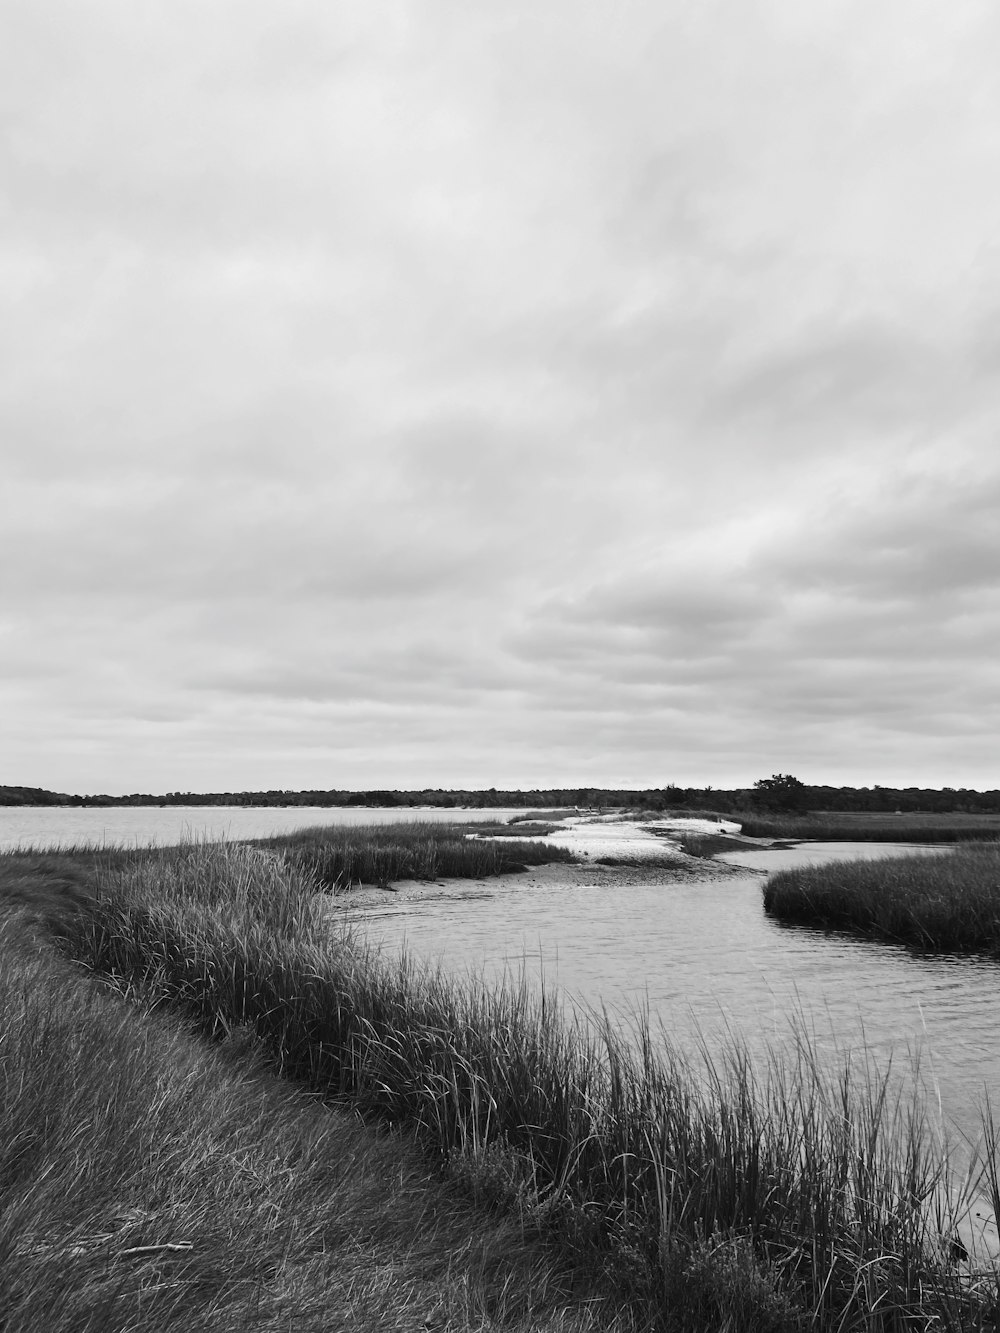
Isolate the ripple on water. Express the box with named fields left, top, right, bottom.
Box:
left=351, top=853, right=1000, bottom=1149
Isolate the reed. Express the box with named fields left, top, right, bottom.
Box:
left=257, top=821, right=574, bottom=891
left=0, top=866, right=627, bottom=1333
left=763, top=841, right=1000, bottom=953
left=54, top=841, right=998, bottom=1331
left=738, top=814, right=1000, bottom=842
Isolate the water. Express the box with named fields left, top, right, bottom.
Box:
left=346, top=840, right=999, bottom=1149
left=7, top=805, right=998, bottom=1151
left=0, top=804, right=527, bottom=852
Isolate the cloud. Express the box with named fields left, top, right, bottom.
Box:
left=506, top=462, right=1000, bottom=782
left=3, top=0, right=1000, bottom=791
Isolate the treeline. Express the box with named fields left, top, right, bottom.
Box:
left=0, top=786, right=75, bottom=807
left=4, top=781, right=1000, bottom=813
left=787, top=784, right=1000, bottom=814
left=0, top=784, right=670, bottom=809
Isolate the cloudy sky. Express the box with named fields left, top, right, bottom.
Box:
left=4, top=1, right=1000, bottom=795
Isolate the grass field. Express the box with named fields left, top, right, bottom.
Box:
left=27, top=838, right=1000, bottom=1331
left=256, top=820, right=575, bottom=891
left=763, top=840, right=1000, bottom=954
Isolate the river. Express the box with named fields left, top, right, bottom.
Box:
left=4, top=804, right=997, bottom=1155
left=341, top=832, right=998, bottom=1153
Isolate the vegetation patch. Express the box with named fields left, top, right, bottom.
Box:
left=739, top=813, right=1000, bottom=842
left=467, top=821, right=564, bottom=838
left=509, top=809, right=582, bottom=824
left=0, top=854, right=633, bottom=1333
left=256, top=820, right=575, bottom=891
left=763, top=840, right=1000, bottom=953
left=675, top=833, right=749, bottom=859
left=47, top=840, right=1000, bottom=1331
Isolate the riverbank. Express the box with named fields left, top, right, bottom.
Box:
left=7, top=835, right=1000, bottom=1328
left=34, top=840, right=1000, bottom=1330
left=0, top=852, right=631, bottom=1333
left=328, top=853, right=747, bottom=910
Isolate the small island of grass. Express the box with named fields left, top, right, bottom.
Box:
left=763, top=840, right=1000, bottom=954
left=256, top=819, right=576, bottom=891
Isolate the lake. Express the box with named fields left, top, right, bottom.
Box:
left=0, top=804, right=524, bottom=852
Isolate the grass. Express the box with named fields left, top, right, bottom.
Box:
left=510, top=809, right=583, bottom=823
left=763, top=840, right=1000, bottom=953
left=0, top=853, right=628, bottom=1333
left=471, top=822, right=565, bottom=838
left=675, top=833, right=749, bottom=860
left=44, top=839, right=1000, bottom=1331
left=256, top=820, right=575, bottom=891
left=737, top=813, right=1000, bottom=842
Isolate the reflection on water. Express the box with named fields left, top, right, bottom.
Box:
left=350, top=843, right=999, bottom=1148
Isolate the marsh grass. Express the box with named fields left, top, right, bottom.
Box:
left=0, top=861, right=628, bottom=1333
left=54, top=841, right=1000, bottom=1330
left=258, top=820, right=575, bottom=891
left=676, top=833, right=748, bottom=859
left=763, top=841, right=1000, bottom=953
left=472, top=821, right=564, bottom=838
left=739, top=814, right=1000, bottom=843
left=510, top=809, right=582, bottom=823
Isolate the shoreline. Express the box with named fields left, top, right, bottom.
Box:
left=6, top=840, right=1000, bottom=1327
left=325, top=849, right=752, bottom=908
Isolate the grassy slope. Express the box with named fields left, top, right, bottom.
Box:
left=763, top=841, right=1000, bottom=953
left=0, top=854, right=628, bottom=1333
left=44, top=841, right=1000, bottom=1331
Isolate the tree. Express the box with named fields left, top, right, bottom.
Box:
left=752, top=773, right=807, bottom=812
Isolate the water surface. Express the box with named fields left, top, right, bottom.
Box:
left=0, top=804, right=526, bottom=852
left=347, top=841, right=998, bottom=1148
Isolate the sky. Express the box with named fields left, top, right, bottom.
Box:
left=3, top=1, right=1000, bottom=796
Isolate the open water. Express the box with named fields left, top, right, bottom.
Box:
left=0, top=804, right=521, bottom=852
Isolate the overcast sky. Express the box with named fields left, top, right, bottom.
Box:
left=3, top=1, right=999, bottom=796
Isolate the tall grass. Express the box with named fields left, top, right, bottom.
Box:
left=0, top=875, right=627, bottom=1332
left=55, top=842, right=999, bottom=1331
left=258, top=821, right=574, bottom=891
left=763, top=841, right=1000, bottom=953
left=738, top=814, right=1000, bottom=842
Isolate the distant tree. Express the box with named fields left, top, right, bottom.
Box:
left=752, top=773, right=808, bottom=812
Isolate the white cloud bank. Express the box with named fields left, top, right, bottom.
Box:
left=3, top=0, right=1000, bottom=792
